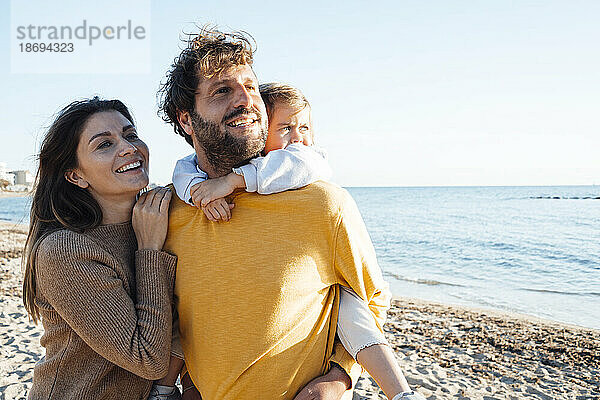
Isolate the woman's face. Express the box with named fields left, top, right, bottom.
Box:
left=69, top=110, right=149, bottom=201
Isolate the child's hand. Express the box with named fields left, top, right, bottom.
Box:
left=202, top=198, right=235, bottom=222
left=190, top=172, right=245, bottom=208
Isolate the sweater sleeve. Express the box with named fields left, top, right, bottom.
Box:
left=233, top=144, right=333, bottom=194
left=328, top=190, right=392, bottom=385
left=35, top=231, right=178, bottom=380
left=172, top=153, right=208, bottom=205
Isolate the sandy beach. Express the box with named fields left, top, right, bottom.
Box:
left=1, top=220, right=598, bottom=400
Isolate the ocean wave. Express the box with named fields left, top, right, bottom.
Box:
left=473, top=240, right=521, bottom=252
left=529, top=196, right=600, bottom=200
left=384, top=272, right=466, bottom=287
left=537, top=252, right=597, bottom=267
left=520, top=288, right=600, bottom=297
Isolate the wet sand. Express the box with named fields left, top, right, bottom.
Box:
left=1, top=220, right=598, bottom=399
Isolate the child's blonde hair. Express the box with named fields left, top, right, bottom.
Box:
left=259, top=82, right=311, bottom=120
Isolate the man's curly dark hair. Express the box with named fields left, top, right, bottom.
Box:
left=157, top=26, right=256, bottom=147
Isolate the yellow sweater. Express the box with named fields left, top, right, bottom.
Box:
left=164, top=181, right=391, bottom=399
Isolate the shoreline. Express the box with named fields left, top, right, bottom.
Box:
left=392, top=295, right=599, bottom=334
left=0, top=191, right=30, bottom=199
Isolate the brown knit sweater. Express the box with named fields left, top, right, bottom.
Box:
left=27, top=222, right=177, bottom=400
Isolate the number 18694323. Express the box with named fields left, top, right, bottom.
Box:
left=19, top=42, right=74, bottom=52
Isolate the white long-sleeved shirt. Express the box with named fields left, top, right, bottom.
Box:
left=172, top=144, right=332, bottom=205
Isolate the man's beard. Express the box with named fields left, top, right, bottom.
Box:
left=190, top=108, right=267, bottom=176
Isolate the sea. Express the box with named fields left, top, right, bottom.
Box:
left=1, top=185, right=599, bottom=330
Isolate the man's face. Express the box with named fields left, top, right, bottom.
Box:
left=191, top=64, right=268, bottom=174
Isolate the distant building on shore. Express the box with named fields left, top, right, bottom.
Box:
left=0, top=162, right=15, bottom=186
left=11, top=170, right=33, bottom=186
left=0, top=162, right=33, bottom=192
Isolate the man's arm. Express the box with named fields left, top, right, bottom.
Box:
left=329, top=190, right=393, bottom=387
left=293, top=362, right=351, bottom=400
left=332, top=190, right=391, bottom=328
left=181, top=365, right=203, bottom=400
left=297, top=190, right=392, bottom=398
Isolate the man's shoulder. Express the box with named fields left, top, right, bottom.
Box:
left=241, top=180, right=353, bottom=215
left=167, top=184, right=202, bottom=226
left=166, top=181, right=354, bottom=224
left=294, top=181, right=352, bottom=208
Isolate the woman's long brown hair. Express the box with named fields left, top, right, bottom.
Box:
left=23, top=97, right=134, bottom=322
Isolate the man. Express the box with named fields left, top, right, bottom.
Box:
left=159, top=28, right=391, bottom=400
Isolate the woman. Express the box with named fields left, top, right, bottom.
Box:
left=22, top=97, right=178, bottom=399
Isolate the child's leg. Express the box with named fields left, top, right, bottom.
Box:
left=337, top=286, right=411, bottom=399
left=356, top=344, right=411, bottom=398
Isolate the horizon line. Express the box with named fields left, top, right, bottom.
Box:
left=340, top=184, right=600, bottom=189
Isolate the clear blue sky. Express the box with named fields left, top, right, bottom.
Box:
left=1, top=0, right=599, bottom=186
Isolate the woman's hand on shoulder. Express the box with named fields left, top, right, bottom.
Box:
left=132, top=187, right=172, bottom=251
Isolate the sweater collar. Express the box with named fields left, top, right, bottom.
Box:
left=84, top=222, right=136, bottom=247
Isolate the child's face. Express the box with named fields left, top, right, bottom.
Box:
left=263, top=103, right=313, bottom=154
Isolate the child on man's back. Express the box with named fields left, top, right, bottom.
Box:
left=162, top=83, right=424, bottom=400
left=172, top=82, right=331, bottom=221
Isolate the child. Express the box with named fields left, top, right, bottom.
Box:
left=151, top=83, right=424, bottom=400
